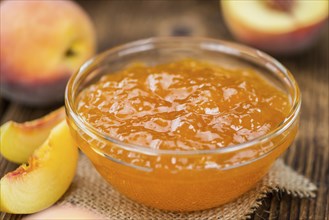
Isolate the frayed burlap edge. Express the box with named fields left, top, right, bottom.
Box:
left=58, top=155, right=317, bottom=220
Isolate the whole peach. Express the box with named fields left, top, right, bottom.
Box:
left=0, top=0, right=96, bottom=106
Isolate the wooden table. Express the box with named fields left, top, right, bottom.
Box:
left=1, top=1, right=328, bottom=219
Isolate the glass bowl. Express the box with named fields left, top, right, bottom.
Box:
left=65, top=37, right=301, bottom=211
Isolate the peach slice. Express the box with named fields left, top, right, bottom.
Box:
left=0, top=121, right=78, bottom=214
left=0, top=107, right=65, bottom=164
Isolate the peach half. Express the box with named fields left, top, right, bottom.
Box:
left=0, top=107, right=65, bottom=164
left=221, top=0, right=328, bottom=54
left=0, top=121, right=78, bottom=214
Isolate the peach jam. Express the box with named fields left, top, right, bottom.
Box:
left=74, top=59, right=297, bottom=211
left=77, top=60, right=289, bottom=149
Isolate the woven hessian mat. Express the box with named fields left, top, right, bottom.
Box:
left=59, top=155, right=317, bottom=220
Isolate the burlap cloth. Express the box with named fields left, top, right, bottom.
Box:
left=59, top=154, right=316, bottom=220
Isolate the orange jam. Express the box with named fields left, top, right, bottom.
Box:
left=74, top=59, right=297, bottom=211
left=78, top=60, right=289, bottom=149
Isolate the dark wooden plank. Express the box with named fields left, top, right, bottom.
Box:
left=0, top=0, right=328, bottom=219
left=0, top=98, right=9, bottom=118
left=253, top=194, right=272, bottom=220
left=277, top=28, right=329, bottom=219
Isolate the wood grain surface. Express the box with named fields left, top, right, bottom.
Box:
left=1, top=1, right=328, bottom=219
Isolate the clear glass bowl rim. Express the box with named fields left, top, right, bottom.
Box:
left=65, top=36, right=301, bottom=156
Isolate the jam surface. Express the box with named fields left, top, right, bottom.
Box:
left=77, top=59, right=290, bottom=150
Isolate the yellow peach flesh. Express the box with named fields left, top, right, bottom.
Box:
left=0, top=107, right=65, bottom=163
left=0, top=121, right=78, bottom=214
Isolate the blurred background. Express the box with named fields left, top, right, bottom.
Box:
left=77, top=0, right=230, bottom=51
left=0, top=0, right=328, bottom=219
left=77, top=0, right=328, bottom=54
